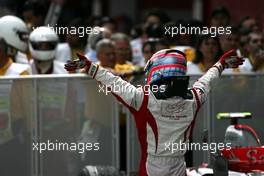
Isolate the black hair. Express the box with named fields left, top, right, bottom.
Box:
left=67, top=18, right=88, bottom=46
left=229, top=26, right=239, bottom=35
left=142, top=39, right=157, bottom=55
left=100, top=16, right=116, bottom=26
left=145, top=23, right=164, bottom=38
left=67, top=18, right=85, bottom=28
left=130, top=24, right=143, bottom=39
left=211, top=6, right=230, bottom=19
left=23, top=0, right=47, bottom=17
left=239, top=16, right=254, bottom=26
left=193, top=35, right=222, bottom=64
left=163, top=20, right=204, bottom=47
left=238, top=27, right=252, bottom=36
left=142, top=38, right=170, bottom=54
left=86, top=16, right=102, bottom=27
left=144, top=9, right=170, bottom=24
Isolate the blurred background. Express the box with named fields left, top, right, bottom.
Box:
left=1, top=0, right=264, bottom=27
left=1, top=0, right=264, bottom=176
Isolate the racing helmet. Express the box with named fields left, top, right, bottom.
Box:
left=144, top=49, right=189, bottom=99
left=145, top=49, right=187, bottom=85
left=0, top=15, right=29, bottom=52
left=29, top=26, right=59, bottom=61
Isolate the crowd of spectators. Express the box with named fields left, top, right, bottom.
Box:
left=0, top=0, right=264, bottom=77
left=0, top=1, right=263, bottom=173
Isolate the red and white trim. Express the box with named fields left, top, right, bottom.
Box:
left=183, top=88, right=201, bottom=142
left=87, top=64, right=99, bottom=78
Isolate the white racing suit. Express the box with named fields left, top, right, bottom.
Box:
left=88, top=62, right=224, bottom=176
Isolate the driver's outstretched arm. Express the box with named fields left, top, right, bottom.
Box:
left=65, top=53, right=144, bottom=111
left=193, top=49, right=244, bottom=104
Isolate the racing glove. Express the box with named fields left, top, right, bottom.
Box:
left=219, top=49, right=244, bottom=69
left=212, top=49, right=245, bottom=74
left=64, top=53, right=99, bottom=78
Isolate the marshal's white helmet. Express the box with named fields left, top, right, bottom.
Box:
left=0, top=15, right=29, bottom=52
left=29, top=26, right=59, bottom=61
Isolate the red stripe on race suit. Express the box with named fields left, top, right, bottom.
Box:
left=111, top=87, right=159, bottom=176
left=189, top=88, right=201, bottom=137
left=183, top=88, right=201, bottom=142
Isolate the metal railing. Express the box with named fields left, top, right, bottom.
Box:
left=0, top=74, right=263, bottom=175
